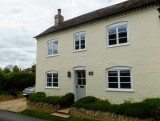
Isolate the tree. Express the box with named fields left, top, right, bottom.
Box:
left=0, top=67, right=3, bottom=73
left=31, top=64, right=36, bottom=76
left=3, top=67, right=11, bottom=73
left=13, top=65, right=20, bottom=73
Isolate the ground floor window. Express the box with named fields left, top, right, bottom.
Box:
left=107, top=67, right=132, bottom=90
left=46, top=71, right=58, bottom=87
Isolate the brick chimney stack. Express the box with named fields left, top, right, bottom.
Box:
left=55, top=9, right=64, bottom=26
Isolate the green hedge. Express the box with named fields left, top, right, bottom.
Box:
left=28, top=92, right=74, bottom=107
left=72, top=96, right=160, bottom=119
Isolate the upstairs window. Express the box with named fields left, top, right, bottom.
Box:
left=46, top=71, right=58, bottom=88
left=106, top=67, right=132, bottom=91
left=74, top=33, right=86, bottom=51
left=48, top=40, right=58, bottom=56
left=107, top=23, right=128, bottom=47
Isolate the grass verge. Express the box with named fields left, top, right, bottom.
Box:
left=20, top=109, right=94, bottom=121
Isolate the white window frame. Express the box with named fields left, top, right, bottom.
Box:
left=106, top=22, right=129, bottom=48
left=45, top=71, right=59, bottom=89
left=47, top=39, right=59, bottom=57
left=106, top=67, right=133, bottom=92
left=73, top=32, right=86, bottom=52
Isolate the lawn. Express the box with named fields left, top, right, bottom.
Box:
left=20, top=109, right=94, bottom=121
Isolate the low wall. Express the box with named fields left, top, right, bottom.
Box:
left=27, top=100, right=60, bottom=114
left=70, top=107, right=154, bottom=121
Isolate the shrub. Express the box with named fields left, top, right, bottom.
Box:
left=28, top=92, right=74, bottom=107
left=4, top=72, right=35, bottom=90
left=72, top=96, right=160, bottom=119
left=60, top=93, right=74, bottom=107
left=28, top=92, right=46, bottom=102
left=43, top=96, right=61, bottom=105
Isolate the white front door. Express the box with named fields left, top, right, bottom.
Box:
left=75, top=70, right=86, bottom=100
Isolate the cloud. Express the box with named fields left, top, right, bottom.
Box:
left=0, top=0, right=126, bottom=69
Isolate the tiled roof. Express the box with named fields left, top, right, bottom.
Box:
left=35, top=0, right=158, bottom=38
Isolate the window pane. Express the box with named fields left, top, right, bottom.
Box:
left=81, top=34, right=85, bottom=40
left=75, top=45, right=79, bottom=50
left=82, top=71, right=86, bottom=77
left=47, top=74, right=52, bottom=77
left=47, top=78, right=52, bottom=83
left=120, top=83, right=131, bottom=89
left=75, top=41, right=79, bottom=46
left=119, top=32, right=127, bottom=38
left=109, top=39, right=117, bottom=45
left=78, top=79, right=82, bottom=85
left=108, top=77, right=118, bottom=82
left=109, top=34, right=117, bottom=40
left=109, top=83, right=118, bottom=88
left=108, top=28, right=116, bottom=35
left=75, top=35, right=79, bottom=41
left=120, top=77, right=131, bottom=82
left=53, top=73, right=58, bottom=77
left=53, top=50, right=58, bottom=54
left=108, top=71, right=118, bottom=76
left=120, top=70, right=130, bottom=76
left=119, top=37, right=127, bottom=44
left=118, top=25, right=127, bottom=33
left=81, top=44, right=85, bottom=49
left=83, top=79, right=86, bottom=85
left=47, top=83, right=52, bottom=86
left=53, top=83, right=58, bottom=87
left=53, top=78, right=58, bottom=83
left=81, top=40, right=85, bottom=45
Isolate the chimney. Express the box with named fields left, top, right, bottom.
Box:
left=54, top=9, right=64, bottom=26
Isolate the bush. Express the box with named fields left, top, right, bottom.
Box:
left=60, top=93, right=74, bottom=107
left=72, top=96, right=160, bottom=119
left=28, top=92, right=46, bottom=102
left=4, top=72, right=35, bottom=90
left=28, top=92, right=74, bottom=107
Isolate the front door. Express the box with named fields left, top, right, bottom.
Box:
left=75, top=70, right=86, bottom=100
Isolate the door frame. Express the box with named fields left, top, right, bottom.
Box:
left=73, top=66, right=86, bottom=101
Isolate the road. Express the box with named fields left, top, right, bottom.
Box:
left=0, top=110, right=47, bottom=121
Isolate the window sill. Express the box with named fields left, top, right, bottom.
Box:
left=46, top=54, right=59, bottom=58
left=105, top=88, right=134, bottom=92
left=107, top=43, right=130, bottom=48
left=73, top=49, right=87, bottom=53
left=45, top=87, right=60, bottom=90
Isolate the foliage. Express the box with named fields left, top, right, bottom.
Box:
left=28, top=92, right=46, bottom=102
left=20, top=109, right=94, bottom=121
left=72, top=96, right=160, bottom=119
left=0, top=72, right=5, bottom=90
left=3, top=67, right=11, bottom=73
left=13, top=65, right=20, bottom=73
left=60, top=93, right=74, bottom=107
left=31, top=64, right=36, bottom=76
left=28, top=92, right=74, bottom=107
left=4, top=72, right=35, bottom=90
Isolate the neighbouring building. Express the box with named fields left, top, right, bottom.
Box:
left=35, top=0, right=160, bottom=103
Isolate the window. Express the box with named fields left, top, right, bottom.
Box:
left=107, top=23, right=128, bottom=47
left=48, top=40, right=58, bottom=56
left=74, top=33, right=86, bottom=51
left=106, top=67, right=132, bottom=91
left=46, top=71, right=58, bottom=88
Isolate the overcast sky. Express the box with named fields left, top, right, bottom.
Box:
left=0, top=0, right=126, bottom=69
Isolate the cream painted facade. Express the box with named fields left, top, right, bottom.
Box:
left=36, top=5, right=160, bottom=103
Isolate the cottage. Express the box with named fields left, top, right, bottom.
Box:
left=35, top=0, right=160, bottom=103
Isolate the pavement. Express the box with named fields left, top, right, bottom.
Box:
left=0, top=110, right=47, bottom=121
left=0, top=98, right=27, bottom=112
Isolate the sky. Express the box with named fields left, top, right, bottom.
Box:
left=0, top=0, right=126, bottom=69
